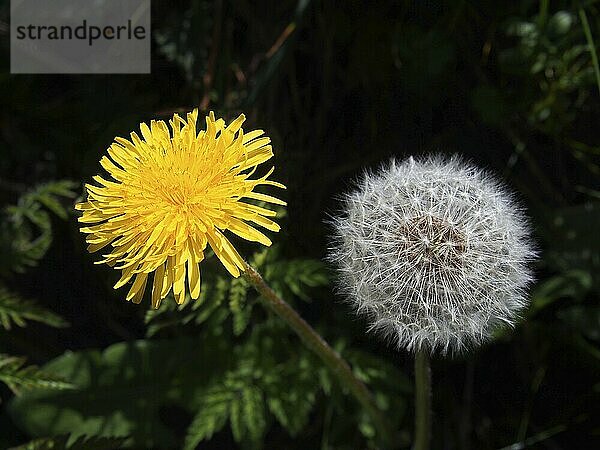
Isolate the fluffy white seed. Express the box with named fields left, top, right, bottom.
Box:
left=328, top=155, right=537, bottom=355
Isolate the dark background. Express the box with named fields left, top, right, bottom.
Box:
left=0, top=0, right=599, bottom=449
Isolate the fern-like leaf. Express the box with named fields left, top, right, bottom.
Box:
left=0, top=180, right=77, bottom=275
left=229, top=276, right=250, bottom=336
left=184, top=373, right=268, bottom=449
left=9, top=434, right=128, bottom=450
left=183, top=386, right=233, bottom=450
left=0, top=354, right=74, bottom=396
left=240, top=385, right=266, bottom=443
left=0, top=286, right=68, bottom=330
left=144, top=246, right=329, bottom=338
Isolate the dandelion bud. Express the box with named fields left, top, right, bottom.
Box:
left=329, top=156, right=536, bottom=354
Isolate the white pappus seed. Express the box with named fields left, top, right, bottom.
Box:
left=328, top=155, right=537, bottom=355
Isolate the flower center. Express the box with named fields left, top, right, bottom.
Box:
left=398, top=216, right=467, bottom=268
left=165, top=186, right=188, bottom=206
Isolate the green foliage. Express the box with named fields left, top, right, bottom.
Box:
left=498, top=10, right=595, bottom=133
left=262, top=256, right=329, bottom=301
left=183, top=385, right=233, bottom=449
left=6, top=327, right=333, bottom=449
left=262, top=352, right=318, bottom=436
left=5, top=245, right=399, bottom=449
left=229, top=276, right=251, bottom=336
left=0, top=182, right=73, bottom=406
left=0, top=354, right=73, bottom=397
left=184, top=374, right=267, bottom=449
left=0, top=286, right=69, bottom=330
left=183, top=321, right=324, bottom=449
left=0, top=180, right=77, bottom=275
left=8, top=338, right=232, bottom=448
left=145, top=246, right=333, bottom=447
left=145, top=245, right=329, bottom=338
left=8, top=434, right=127, bottom=450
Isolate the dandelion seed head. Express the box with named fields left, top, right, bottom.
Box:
left=76, top=110, right=285, bottom=308
left=329, top=155, right=536, bottom=355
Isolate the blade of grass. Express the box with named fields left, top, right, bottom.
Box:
left=579, top=7, right=600, bottom=95
left=243, top=0, right=312, bottom=107
left=538, top=0, right=549, bottom=28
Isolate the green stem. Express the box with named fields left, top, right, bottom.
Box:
left=414, top=349, right=431, bottom=450
left=579, top=7, right=600, bottom=95
left=242, top=262, right=396, bottom=448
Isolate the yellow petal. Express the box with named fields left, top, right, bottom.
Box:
left=126, top=272, right=148, bottom=302
left=226, top=217, right=272, bottom=246
left=187, top=258, right=201, bottom=300
left=151, top=263, right=165, bottom=309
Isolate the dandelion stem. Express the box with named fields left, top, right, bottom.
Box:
left=242, top=262, right=396, bottom=448
left=414, top=349, right=431, bottom=450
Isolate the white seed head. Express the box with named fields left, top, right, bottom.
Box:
left=328, top=155, right=537, bottom=355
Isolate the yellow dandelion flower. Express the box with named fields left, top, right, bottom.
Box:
left=75, top=109, right=285, bottom=308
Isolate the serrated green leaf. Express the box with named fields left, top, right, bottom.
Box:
left=229, top=392, right=243, bottom=443
left=241, top=386, right=266, bottom=442
left=0, top=354, right=74, bottom=397
left=8, top=338, right=232, bottom=448
left=229, top=277, right=250, bottom=336
left=42, top=180, right=78, bottom=198
left=145, top=246, right=328, bottom=339
left=183, top=386, right=233, bottom=450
